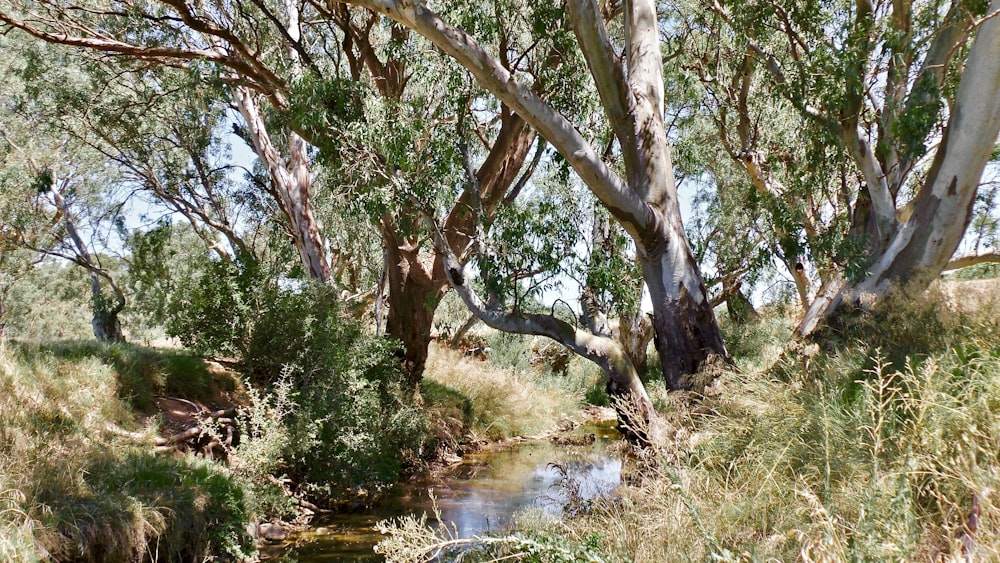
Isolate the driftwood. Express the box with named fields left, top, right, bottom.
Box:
left=149, top=397, right=240, bottom=458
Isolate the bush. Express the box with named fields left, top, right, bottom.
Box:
left=169, top=264, right=426, bottom=505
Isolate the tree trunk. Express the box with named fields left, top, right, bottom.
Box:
left=722, top=278, right=759, bottom=324
left=234, top=87, right=333, bottom=283
left=340, top=0, right=728, bottom=391
left=450, top=314, right=480, bottom=348
left=431, top=228, right=667, bottom=445
left=617, top=311, right=653, bottom=374
left=91, top=294, right=124, bottom=342
left=642, top=230, right=728, bottom=390
left=796, top=1, right=1000, bottom=336
left=52, top=188, right=126, bottom=342
left=383, top=238, right=447, bottom=389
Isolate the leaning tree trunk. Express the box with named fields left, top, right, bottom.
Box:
left=235, top=88, right=333, bottom=283
left=342, top=0, right=729, bottom=392
left=797, top=2, right=1000, bottom=337
left=431, top=227, right=666, bottom=445
left=52, top=188, right=126, bottom=342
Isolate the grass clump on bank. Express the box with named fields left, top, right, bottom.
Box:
left=13, top=339, right=237, bottom=413
left=0, top=341, right=253, bottom=562
left=379, top=288, right=1000, bottom=561
left=421, top=337, right=586, bottom=442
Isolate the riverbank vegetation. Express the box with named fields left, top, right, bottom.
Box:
left=0, top=301, right=596, bottom=560
left=3, top=0, right=1000, bottom=560
left=378, top=287, right=1000, bottom=560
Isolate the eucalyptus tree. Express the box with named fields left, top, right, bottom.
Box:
left=0, top=42, right=128, bottom=340
left=0, top=2, right=720, bottom=441
left=324, top=0, right=730, bottom=394
left=699, top=0, right=1000, bottom=336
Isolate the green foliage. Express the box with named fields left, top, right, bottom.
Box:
left=477, top=181, right=585, bottom=310
left=165, top=256, right=269, bottom=359
left=0, top=342, right=252, bottom=561
left=894, top=73, right=944, bottom=162
left=251, top=286, right=425, bottom=503
left=168, top=258, right=425, bottom=503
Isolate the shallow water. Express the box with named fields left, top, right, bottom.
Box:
left=270, top=422, right=621, bottom=562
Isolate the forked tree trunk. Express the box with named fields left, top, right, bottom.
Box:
left=797, top=2, right=1000, bottom=336
left=380, top=232, right=442, bottom=386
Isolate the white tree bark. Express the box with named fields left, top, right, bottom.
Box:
left=797, top=0, right=1000, bottom=336
left=233, top=87, right=333, bottom=282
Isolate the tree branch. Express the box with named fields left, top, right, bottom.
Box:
left=565, top=0, right=639, bottom=175
left=945, top=251, right=1000, bottom=271
left=330, top=0, right=652, bottom=238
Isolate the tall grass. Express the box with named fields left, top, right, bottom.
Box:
left=421, top=340, right=586, bottom=441
left=0, top=340, right=252, bottom=561
left=380, top=287, right=1000, bottom=561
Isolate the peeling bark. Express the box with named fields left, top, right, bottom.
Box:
left=234, top=87, right=333, bottom=283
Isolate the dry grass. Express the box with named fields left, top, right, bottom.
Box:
left=422, top=342, right=583, bottom=440
left=382, top=290, right=1000, bottom=561
left=0, top=340, right=252, bottom=561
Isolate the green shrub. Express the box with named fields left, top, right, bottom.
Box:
left=165, top=257, right=268, bottom=359
left=170, top=266, right=427, bottom=505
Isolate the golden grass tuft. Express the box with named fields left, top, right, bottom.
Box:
left=422, top=341, right=582, bottom=440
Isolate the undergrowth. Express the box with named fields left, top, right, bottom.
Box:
left=12, top=339, right=238, bottom=413
left=378, top=287, right=1000, bottom=561
left=0, top=340, right=252, bottom=562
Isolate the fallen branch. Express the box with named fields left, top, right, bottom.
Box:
left=945, top=251, right=1000, bottom=271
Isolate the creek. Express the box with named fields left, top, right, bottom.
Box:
left=268, top=421, right=622, bottom=562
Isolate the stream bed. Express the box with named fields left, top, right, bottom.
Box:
left=269, top=421, right=622, bottom=562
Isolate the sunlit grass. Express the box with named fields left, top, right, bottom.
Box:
left=0, top=340, right=252, bottom=561
left=422, top=339, right=585, bottom=440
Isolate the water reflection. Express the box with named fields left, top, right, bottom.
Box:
left=274, top=423, right=620, bottom=562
